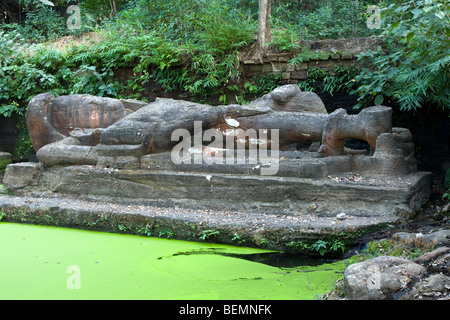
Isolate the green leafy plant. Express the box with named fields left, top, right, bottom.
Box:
left=15, top=1, right=66, bottom=42
left=116, top=224, right=131, bottom=232
left=0, top=101, right=22, bottom=118
left=322, top=65, right=359, bottom=96
left=0, top=30, right=61, bottom=119
left=231, top=233, right=246, bottom=244
left=159, top=228, right=174, bottom=239
left=136, top=225, right=152, bottom=237
left=252, top=73, right=281, bottom=96
left=271, top=0, right=380, bottom=41
left=258, top=238, right=271, bottom=247
left=286, top=240, right=309, bottom=251
left=297, top=67, right=327, bottom=92
left=71, top=65, right=117, bottom=97
left=310, top=240, right=329, bottom=256
left=352, top=0, right=450, bottom=111
left=266, top=27, right=302, bottom=52
left=199, top=229, right=220, bottom=241
left=286, top=235, right=346, bottom=256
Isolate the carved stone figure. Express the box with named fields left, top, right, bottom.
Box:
left=247, top=84, right=327, bottom=114
left=2, top=86, right=431, bottom=226
left=26, top=85, right=416, bottom=177
left=26, top=93, right=126, bottom=152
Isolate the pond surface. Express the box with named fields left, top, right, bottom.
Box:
left=0, top=222, right=345, bottom=300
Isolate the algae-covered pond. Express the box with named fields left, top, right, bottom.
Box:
left=0, top=222, right=345, bottom=300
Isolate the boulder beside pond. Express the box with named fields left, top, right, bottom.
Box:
left=343, top=256, right=427, bottom=300
left=343, top=245, right=450, bottom=300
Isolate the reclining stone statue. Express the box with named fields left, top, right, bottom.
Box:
left=26, top=85, right=417, bottom=175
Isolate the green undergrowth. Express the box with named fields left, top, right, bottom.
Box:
left=284, top=226, right=383, bottom=258
left=1, top=0, right=448, bottom=161
left=342, top=233, right=440, bottom=268
left=0, top=159, right=12, bottom=173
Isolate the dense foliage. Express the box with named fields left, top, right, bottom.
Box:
left=0, top=0, right=385, bottom=114
left=0, top=0, right=448, bottom=160
left=352, top=0, right=450, bottom=111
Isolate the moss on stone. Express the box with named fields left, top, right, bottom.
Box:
left=0, top=158, right=12, bottom=172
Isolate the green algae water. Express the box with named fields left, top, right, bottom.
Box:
left=0, top=222, right=345, bottom=300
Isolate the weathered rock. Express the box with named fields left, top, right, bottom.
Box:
left=119, top=98, right=148, bottom=112
left=36, top=136, right=98, bottom=166
left=391, top=232, right=417, bottom=247
left=3, top=159, right=430, bottom=220
left=216, top=105, right=393, bottom=158
left=396, top=272, right=450, bottom=300
left=3, top=162, right=44, bottom=189
left=26, top=93, right=65, bottom=152
left=390, top=246, right=450, bottom=300
left=51, top=94, right=126, bottom=136
left=336, top=212, right=347, bottom=220
left=286, top=91, right=327, bottom=114
left=343, top=256, right=427, bottom=300
left=68, top=128, right=104, bottom=146
left=248, top=84, right=327, bottom=114
left=320, top=106, right=392, bottom=156
left=27, top=87, right=407, bottom=171
left=414, top=246, right=450, bottom=274
left=98, top=98, right=272, bottom=156
left=413, top=274, right=450, bottom=298
left=20, top=88, right=431, bottom=225
left=217, top=111, right=327, bottom=149
left=420, top=230, right=450, bottom=248
left=0, top=191, right=405, bottom=254
left=393, top=230, right=450, bottom=249
left=372, top=127, right=418, bottom=174
left=26, top=93, right=126, bottom=152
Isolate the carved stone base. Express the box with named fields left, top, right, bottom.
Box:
left=4, top=153, right=432, bottom=220
left=1, top=155, right=432, bottom=253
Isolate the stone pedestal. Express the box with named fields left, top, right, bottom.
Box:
left=3, top=151, right=432, bottom=220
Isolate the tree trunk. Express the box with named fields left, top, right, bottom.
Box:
left=109, top=0, right=117, bottom=17
left=258, top=0, right=272, bottom=50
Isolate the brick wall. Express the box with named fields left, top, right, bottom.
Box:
left=240, top=36, right=382, bottom=84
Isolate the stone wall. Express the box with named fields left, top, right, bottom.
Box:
left=240, top=36, right=383, bottom=84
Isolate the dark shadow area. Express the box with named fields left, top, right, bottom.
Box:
left=223, top=252, right=337, bottom=268
left=168, top=249, right=336, bottom=268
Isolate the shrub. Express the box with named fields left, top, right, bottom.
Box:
left=352, top=0, right=450, bottom=111
left=17, top=5, right=66, bottom=41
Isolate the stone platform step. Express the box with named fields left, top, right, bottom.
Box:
left=0, top=193, right=399, bottom=255
left=3, top=161, right=432, bottom=219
